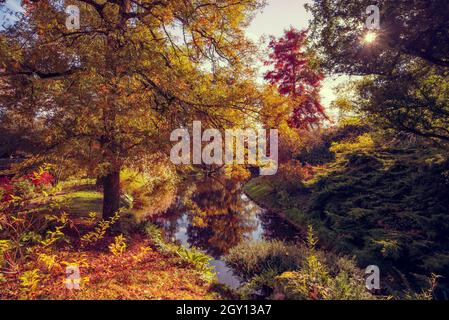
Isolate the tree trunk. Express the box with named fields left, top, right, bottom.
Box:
left=102, top=170, right=120, bottom=220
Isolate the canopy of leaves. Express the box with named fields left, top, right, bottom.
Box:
left=0, top=0, right=265, bottom=176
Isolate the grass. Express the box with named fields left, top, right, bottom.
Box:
left=64, top=190, right=103, bottom=217
left=244, top=178, right=311, bottom=231
left=52, top=179, right=103, bottom=218
left=244, top=179, right=274, bottom=200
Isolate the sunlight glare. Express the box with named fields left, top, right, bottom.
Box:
left=363, top=31, right=377, bottom=44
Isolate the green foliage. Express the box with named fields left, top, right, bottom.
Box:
left=13, top=180, right=35, bottom=200
left=278, top=229, right=371, bottom=300
left=308, top=145, right=449, bottom=289
left=295, top=123, right=371, bottom=166
left=225, top=240, right=307, bottom=282
left=246, top=127, right=449, bottom=296
left=226, top=238, right=372, bottom=300
left=62, top=189, right=103, bottom=217
left=353, top=64, right=449, bottom=145
left=177, top=247, right=215, bottom=280
left=144, top=223, right=171, bottom=252
left=307, top=225, right=318, bottom=250
left=277, top=267, right=372, bottom=300
left=330, top=133, right=375, bottom=156
left=0, top=191, right=69, bottom=271
left=0, top=239, right=11, bottom=267
left=19, top=269, right=40, bottom=293
left=144, top=223, right=216, bottom=282
left=307, top=0, right=449, bottom=74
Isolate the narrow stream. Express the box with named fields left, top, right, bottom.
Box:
left=154, top=178, right=302, bottom=289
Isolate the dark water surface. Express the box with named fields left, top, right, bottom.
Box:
left=154, top=178, right=302, bottom=289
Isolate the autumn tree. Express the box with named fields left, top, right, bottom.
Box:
left=0, top=0, right=264, bottom=218
left=264, top=28, right=327, bottom=130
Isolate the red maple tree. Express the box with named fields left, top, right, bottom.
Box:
left=264, top=28, right=327, bottom=129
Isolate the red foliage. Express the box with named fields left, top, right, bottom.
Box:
left=0, top=171, right=53, bottom=202
left=0, top=177, right=14, bottom=202
left=28, top=171, right=54, bottom=187
left=264, top=28, right=328, bottom=130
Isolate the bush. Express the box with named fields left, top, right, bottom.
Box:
left=277, top=268, right=372, bottom=300
left=225, top=230, right=374, bottom=300
left=225, top=240, right=307, bottom=282
left=330, top=133, right=375, bottom=157
left=278, top=161, right=315, bottom=191
left=13, top=179, right=36, bottom=199
left=295, top=124, right=370, bottom=165
left=143, top=223, right=216, bottom=282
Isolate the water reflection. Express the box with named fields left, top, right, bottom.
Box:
left=154, top=177, right=301, bottom=288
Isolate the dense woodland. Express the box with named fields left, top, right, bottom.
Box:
left=0, top=0, right=448, bottom=300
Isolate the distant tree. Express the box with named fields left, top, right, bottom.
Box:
left=264, top=28, right=327, bottom=130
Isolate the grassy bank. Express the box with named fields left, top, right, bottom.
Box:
left=244, top=178, right=310, bottom=239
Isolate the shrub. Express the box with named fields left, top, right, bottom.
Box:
left=144, top=223, right=216, bottom=282
left=330, top=133, right=375, bottom=157
left=277, top=267, right=372, bottom=300
left=13, top=179, right=36, bottom=199
left=226, top=230, right=373, bottom=300
left=225, top=240, right=307, bottom=282
left=0, top=177, right=13, bottom=202
left=295, top=124, right=370, bottom=165
left=177, top=247, right=214, bottom=275
left=109, top=234, right=127, bottom=256
left=28, top=171, right=53, bottom=188
left=278, top=161, right=315, bottom=191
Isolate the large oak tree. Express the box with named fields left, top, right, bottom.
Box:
left=0, top=0, right=264, bottom=218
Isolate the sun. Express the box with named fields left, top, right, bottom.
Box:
left=363, top=31, right=377, bottom=44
